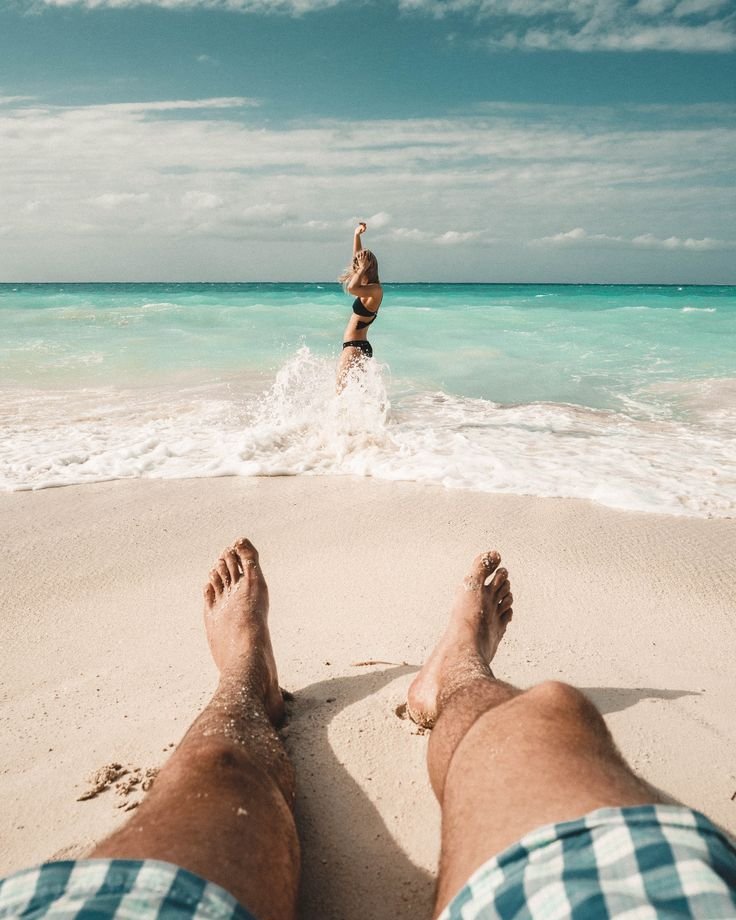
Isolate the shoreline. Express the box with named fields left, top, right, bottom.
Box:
left=1, top=475, right=735, bottom=918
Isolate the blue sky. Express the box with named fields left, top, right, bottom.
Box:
left=1, top=0, right=735, bottom=282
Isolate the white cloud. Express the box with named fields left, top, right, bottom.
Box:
left=0, top=97, right=734, bottom=280
left=542, top=227, right=590, bottom=242
left=399, top=0, right=736, bottom=52
left=674, top=0, right=730, bottom=17
left=34, top=0, right=342, bottom=10
left=182, top=190, right=223, bottom=209
left=634, top=0, right=675, bottom=15
left=435, top=230, right=485, bottom=244
left=389, top=227, right=433, bottom=242
left=366, top=211, right=392, bottom=229
left=535, top=228, right=736, bottom=250
left=387, top=227, right=486, bottom=245
left=90, top=97, right=258, bottom=112
left=92, top=192, right=151, bottom=207
left=0, top=95, right=36, bottom=105
left=239, top=203, right=290, bottom=222
left=631, top=233, right=736, bottom=250
left=520, top=24, right=736, bottom=52
left=21, top=0, right=736, bottom=52
left=11, top=0, right=732, bottom=57
left=345, top=212, right=393, bottom=230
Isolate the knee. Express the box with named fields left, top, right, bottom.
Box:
left=524, top=680, right=605, bottom=729
left=191, top=738, right=296, bottom=808
left=527, top=679, right=584, bottom=705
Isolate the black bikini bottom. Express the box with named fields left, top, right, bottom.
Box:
left=342, top=340, right=373, bottom=358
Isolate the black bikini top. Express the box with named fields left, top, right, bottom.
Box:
left=352, top=296, right=378, bottom=330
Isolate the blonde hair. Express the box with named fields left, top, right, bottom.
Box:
left=338, top=249, right=380, bottom=290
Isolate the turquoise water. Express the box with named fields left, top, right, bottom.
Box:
left=1, top=282, right=734, bottom=516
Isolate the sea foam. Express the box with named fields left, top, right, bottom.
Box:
left=2, top=347, right=734, bottom=518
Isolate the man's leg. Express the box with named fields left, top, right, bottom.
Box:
left=91, top=538, right=299, bottom=920
left=407, top=551, right=665, bottom=918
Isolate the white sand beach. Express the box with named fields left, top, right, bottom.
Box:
left=1, top=476, right=735, bottom=919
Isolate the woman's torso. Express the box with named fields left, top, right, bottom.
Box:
left=343, top=289, right=383, bottom=340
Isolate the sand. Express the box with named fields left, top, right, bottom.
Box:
left=1, top=475, right=735, bottom=919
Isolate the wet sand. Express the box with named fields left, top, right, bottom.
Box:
left=1, top=476, right=734, bottom=919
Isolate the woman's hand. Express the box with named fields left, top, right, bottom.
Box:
left=355, top=222, right=367, bottom=236
left=353, top=251, right=370, bottom=275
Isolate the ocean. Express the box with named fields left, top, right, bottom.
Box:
left=1, top=282, right=734, bottom=517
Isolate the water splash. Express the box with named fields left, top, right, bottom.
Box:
left=239, top=347, right=394, bottom=476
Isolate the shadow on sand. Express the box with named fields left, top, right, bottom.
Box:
left=285, top=664, right=435, bottom=920
left=581, top=686, right=701, bottom=716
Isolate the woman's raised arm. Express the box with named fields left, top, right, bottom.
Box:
left=353, top=222, right=367, bottom=257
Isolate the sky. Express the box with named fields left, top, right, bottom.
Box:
left=1, top=0, right=735, bottom=282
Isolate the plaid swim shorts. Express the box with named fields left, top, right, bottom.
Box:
left=439, top=804, right=736, bottom=919
left=0, top=858, right=257, bottom=919
left=1, top=805, right=734, bottom=918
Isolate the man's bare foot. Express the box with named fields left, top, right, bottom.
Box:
left=407, top=551, right=513, bottom=729
left=203, top=538, right=284, bottom=725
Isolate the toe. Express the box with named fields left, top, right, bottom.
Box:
left=488, top=567, right=508, bottom=588
left=209, top=568, right=224, bottom=597
left=234, top=538, right=259, bottom=570
left=495, top=578, right=510, bottom=600
left=216, top=558, right=231, bottom=588
left=479, top=550, right=501, bottom=577
left=499, top=596, right=513, bottom=624
left=203, top=582, right=216, bottom=608
left=464, top=550, right=500, bottom=590
left=223, top=548, right=241, bottom=585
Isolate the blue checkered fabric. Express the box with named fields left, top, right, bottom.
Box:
left=0, top=858, right=258, bottom=919
left=2, top=806, right=734, bottom=918
left=440, top=804, right=736, bottom=919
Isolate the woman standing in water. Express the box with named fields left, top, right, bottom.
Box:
left=337, top=221, right=383, bottom=388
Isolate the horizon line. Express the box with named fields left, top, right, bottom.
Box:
left=1, top=280, right=734, bottom=287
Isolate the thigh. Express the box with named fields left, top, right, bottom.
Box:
left=436, top=682, right=666, bottom=914
left=338, top=342, right=371, bottom=385
left=437, top=805, right=736, bottom=920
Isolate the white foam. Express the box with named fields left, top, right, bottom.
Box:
left=1, top=347, right=734, bottom=518
left=140, top=301, right=182, bottom=312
